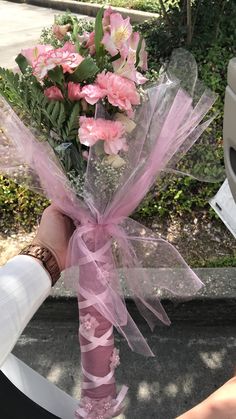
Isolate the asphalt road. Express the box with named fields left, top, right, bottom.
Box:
left=0, top=0, right=91, bottom=68
left=13, top=318, right=236, bottom=419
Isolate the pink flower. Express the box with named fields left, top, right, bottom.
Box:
left=21, top=45, right=53, bottom=67
left=86, top=31, right=96, bottom=55
left=138, top=38, right=148, bottom=71
left=112, top=57, right=137, bottom=83
left=79, top=117, right=99, bottom=147
left=76, top=396, right=117, bottom=419
left=102, top=7, right=113, bottom=30
left=127, top=32, right=148, bottom=71
left=81, top=83, right=105, bottom=105
left=52, top=24, right=71, bottom=41
left=96, top=71, right=140, bottom=113
left=78, top=31, right=96, bottom=55
left=112, top=32, right=148, bottom=83
left=44, top=86, right=64, bottom=101
left=80, top=314, right=99, bottom=339
left=110, top=348, right=120, bottom=371
left=82, top=150, right=89, bottom=160
left=32, top=42, right=84, bottom=80
left=102, top=12, right=132, bottom=57
left=79, top=117, right=127, bottom=155
left=67, top=82, right=82, bottom=101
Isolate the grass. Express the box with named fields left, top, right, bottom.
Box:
left=191, top=256, right=236, bottom=269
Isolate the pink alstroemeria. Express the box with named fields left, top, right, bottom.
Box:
left=128, top=32, right=148, bottom=71
left=86, top=31, right=96, bottom=55
left=81, top=83, right=105, bottom=105
left=78, top=31, right=96, bottom=55
left=79, top=116, right=127, bottom=155
left=112, top=57, right=137, bottom=83
left=67, top=82, right=82, bottom=101
left=32, top=42, right=84, bottom=80
left=52, top=24, right=71, bottom=41
left=102, top=6, right=113, bottom=30
left=96, top=71, right=140, bottom=113
left=138, top=38, right=148, bottom=71
left=113, top=57, right=147, bottom=85
left=44, top=86, right=64, bottom=101
left=112, top=32, right=148, bottom=83
left=102, top=12, right=132, bottom=58
left=21, top=45, right=53, bottom=67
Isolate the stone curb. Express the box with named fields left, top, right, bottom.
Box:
left=40, top=268, right=236, bottom=323
left=51, top=267, right=236, bottom=300
left=6, top=0, right=159, bottom=23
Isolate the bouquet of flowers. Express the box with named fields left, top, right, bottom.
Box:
left=0, top=8, right=217, bottom=419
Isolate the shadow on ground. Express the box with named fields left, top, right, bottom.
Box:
left=13, top=317, right=236, bottom=419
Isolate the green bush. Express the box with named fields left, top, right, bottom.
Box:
left=70, top=0, right=179, bottom=14
left=0, top=175, right=48, bottom=232
left=134, top=0, right=236, bottom=220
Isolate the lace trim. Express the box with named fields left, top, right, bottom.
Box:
left=75, top=386, right=128, bottom=419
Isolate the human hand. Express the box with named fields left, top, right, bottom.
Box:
left=32, top=204, right=75, bottom=271
left=177, top=375, right=236, bottom=419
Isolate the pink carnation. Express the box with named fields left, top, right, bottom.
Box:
left=81, top=84, right=105, bottom=105
left=79, top=117, right=127, bottom=155
left=96, top=71, right=140, bottom=113
left=44, top=86, right=63, bottom=101
left=79, top=117, right=99, bottom=147
left=68, top=82, right=82, bottom=101
left=32, top=42, right=84, bottom=80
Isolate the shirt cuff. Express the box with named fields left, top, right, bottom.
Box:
left=0, top=255, right=51, bottom=368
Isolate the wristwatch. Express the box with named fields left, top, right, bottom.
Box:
left=20, top=244, right=61, bottom=286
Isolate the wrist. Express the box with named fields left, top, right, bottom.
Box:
left=19, top=244, right=61, bottom=286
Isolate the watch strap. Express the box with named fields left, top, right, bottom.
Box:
left=20, top=245, right=60, bottom=286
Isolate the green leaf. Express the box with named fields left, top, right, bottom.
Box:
left=68, top=58, right=99, bottom=83
left=95, top=6, right=105, bottom=60
left=15, top=54, right=29, bottom=74
left=47, top=66, right=65, bottom=87
left=135, top=36, right=143, bottom=68
left=110, top=52, right=121, bottom=62
left=57, top=103, right=66, bottom=130
left=64, top=102, right=80, bottom=140
left=51, top=101, right=60, bottom=123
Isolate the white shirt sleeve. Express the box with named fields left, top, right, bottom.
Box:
left=0, top=255, right=51, bottom=368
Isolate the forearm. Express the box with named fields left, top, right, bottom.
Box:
left=176, top=401, right=216, bottom=419
left=0, top=255, right=51, bottom=368
left=177, top=377, right=236, bottom=419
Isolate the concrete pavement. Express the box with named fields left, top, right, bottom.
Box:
left=14, top=318, right=236, bottom=419
left=0, top=0, right=91, bottom=68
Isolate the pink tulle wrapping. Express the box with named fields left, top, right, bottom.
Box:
left=0, top=50, right=217, bottom=417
